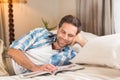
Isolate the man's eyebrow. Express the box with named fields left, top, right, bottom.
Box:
left=61, top=28, right=76, bottom=35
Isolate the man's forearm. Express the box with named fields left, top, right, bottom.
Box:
left=8, top=48, right=37, bottom=71
left=71, top=33, right=88, bottom=47
left=77, top=37, right=88, bottom=47
left=8, top=48, right=57, bottom=72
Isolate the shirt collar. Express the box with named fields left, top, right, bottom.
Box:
left=48, top=33, right=71, bottom=52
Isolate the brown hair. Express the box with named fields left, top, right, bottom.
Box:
left=59, top=15, right=81, bottom=34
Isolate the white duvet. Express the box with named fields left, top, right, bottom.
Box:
left=0, top=65, right=119, bottom=80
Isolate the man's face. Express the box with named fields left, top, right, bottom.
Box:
left=56, top=22, right=78, bottom=48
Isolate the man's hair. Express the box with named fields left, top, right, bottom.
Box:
left=59, top=15, right=81, bottom=34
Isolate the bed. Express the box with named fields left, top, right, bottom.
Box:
left=0, top=65, right=120, bottom=80
left=0, top=30, right=120, bottom=80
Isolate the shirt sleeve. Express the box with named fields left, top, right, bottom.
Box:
left=10, top=28, right=46, bottom=51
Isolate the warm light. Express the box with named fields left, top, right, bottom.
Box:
left=0, top=0, right=27, bottom=44
left=0, top=0, right=27, bottom=3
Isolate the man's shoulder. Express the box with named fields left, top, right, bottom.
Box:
left=30, top=27, right=51, bottom=34
left=32, top=27, right=48, bottom=32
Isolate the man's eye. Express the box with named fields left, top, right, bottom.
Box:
left=61, top=30, right=65, bottom=34
left=68, top=34, right=74, bottom=37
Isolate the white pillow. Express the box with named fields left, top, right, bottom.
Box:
left=71, top=33, right=120, bottom=69
left=50, top=29, right=57, bottom=34
left=80, top=31, right=98, bottom=40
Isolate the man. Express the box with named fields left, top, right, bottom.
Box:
left=8, top=15, right=87, bottom=75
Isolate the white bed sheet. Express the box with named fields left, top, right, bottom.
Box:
left=0, top=65, right=119, bottom=80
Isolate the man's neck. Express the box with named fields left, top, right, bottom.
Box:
left=52, top=42, right=61, bottom=50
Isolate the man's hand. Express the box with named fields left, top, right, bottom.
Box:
left=32, top=64, right=57, bottom=72
left=71, top=33, right=88, bottom=47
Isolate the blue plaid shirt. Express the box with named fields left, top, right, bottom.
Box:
left=10, top=27, right=77, bottom=66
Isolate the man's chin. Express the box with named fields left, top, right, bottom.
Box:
left=59, top=44, right=69, bottom=48
left=57, top=41, right=70, bottom=48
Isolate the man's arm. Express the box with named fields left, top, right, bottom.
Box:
left=8, top=48, right=57, bottom=72
left=71, top=33, right=88, bottom=47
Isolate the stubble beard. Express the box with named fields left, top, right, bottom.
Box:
left=56, top=38, right=71, bottom=48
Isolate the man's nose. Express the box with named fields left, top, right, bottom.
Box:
left=63, top=34, right=68, bottom=40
